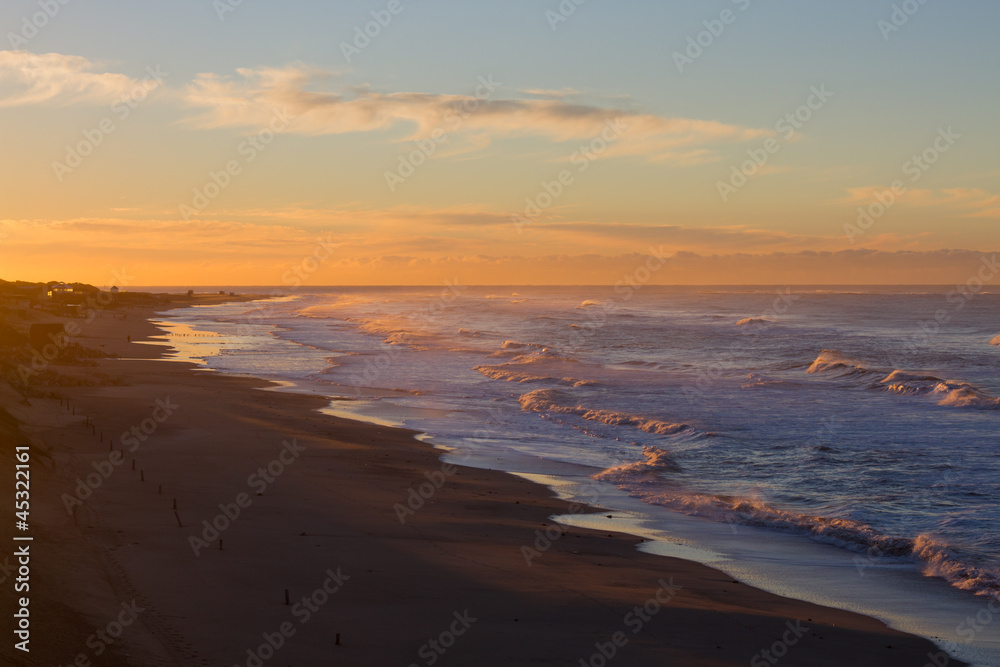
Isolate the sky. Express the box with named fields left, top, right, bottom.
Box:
left=0, top=0, right=998, bottom=286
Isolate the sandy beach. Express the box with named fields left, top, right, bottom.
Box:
left=0, top=298, right=958, bottom=666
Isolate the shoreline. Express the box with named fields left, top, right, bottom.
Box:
left=1, top=298, right=961, bottom=665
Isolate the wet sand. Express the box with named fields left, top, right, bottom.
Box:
left=0, top=297, right=957, bottom=665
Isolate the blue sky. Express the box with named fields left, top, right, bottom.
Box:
left=1, top=0, right=998, bottom=284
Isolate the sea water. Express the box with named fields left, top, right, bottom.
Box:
left=145, top=286, right=1000, bottom=665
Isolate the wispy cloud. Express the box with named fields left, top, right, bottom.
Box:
left=0, top=52, right=769, bottom=165
left=0, top=51, right=147, bottom=107
left=180, top=63, right=770, bottom=164
left=519, top=87, right=581, bottom=98
left=3, top=213, right=995, bottom=285
left=840, top=186, right=1000, bottom=218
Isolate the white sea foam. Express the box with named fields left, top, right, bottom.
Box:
left=518, top=389, right=689, bottom=435
left=166, top=289, right=1000, bottom=628
left=932, top=382, right=1000, bottom=409
left=595, top=451, right=1000, bottom=602
left=809, top=352, right=1000, bottom=409
left=806, top=350, right=871, bottom=375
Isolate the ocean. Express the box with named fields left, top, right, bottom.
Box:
left=144, top=285, right=1000, bottom=665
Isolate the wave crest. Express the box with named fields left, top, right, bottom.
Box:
left=594, top=468, right=1000, bottom=601
left=518, top=389, right=689, bottom=435
left=808, top=351, right=1000, bottom=410
left=933, top=382, right=1000, bottom=409
left=594, top=446, right=683, bottom=481
left=806, top=350, right=870, bottom=375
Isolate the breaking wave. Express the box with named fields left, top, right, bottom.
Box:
left=474, top=365, right=593, bottom=387
left=879, top=371, right=999, bottom=408
left=991, top=335, right=1000, bottom=346
left=519, top=389, right=689, bottom=435
left=594, top=454, right=1000, bottom=602
left=808, top=351, right=1000, bottom=409
left=806, top=350, right=873, bottom=376
left=736, top=317, right=772, bottom=327
left=932, top=382, right=1000, bottom=409
left=593, top=446, right=683, bottom=480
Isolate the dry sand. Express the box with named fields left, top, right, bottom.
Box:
left=0, top=297, right=958, bottom=666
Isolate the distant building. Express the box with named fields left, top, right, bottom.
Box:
left=110, top=286, right=119, bottom=295
left=47, top=283, right=74, bottom=299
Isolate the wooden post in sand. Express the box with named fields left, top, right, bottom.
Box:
left=140, top=470, right=144, bottom=482
left=172, top=498, right=177, bottom=510
left=284, top=589, right=290, bottom=605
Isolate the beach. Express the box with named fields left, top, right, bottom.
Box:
left=0, top=298, right=958, bottom=666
